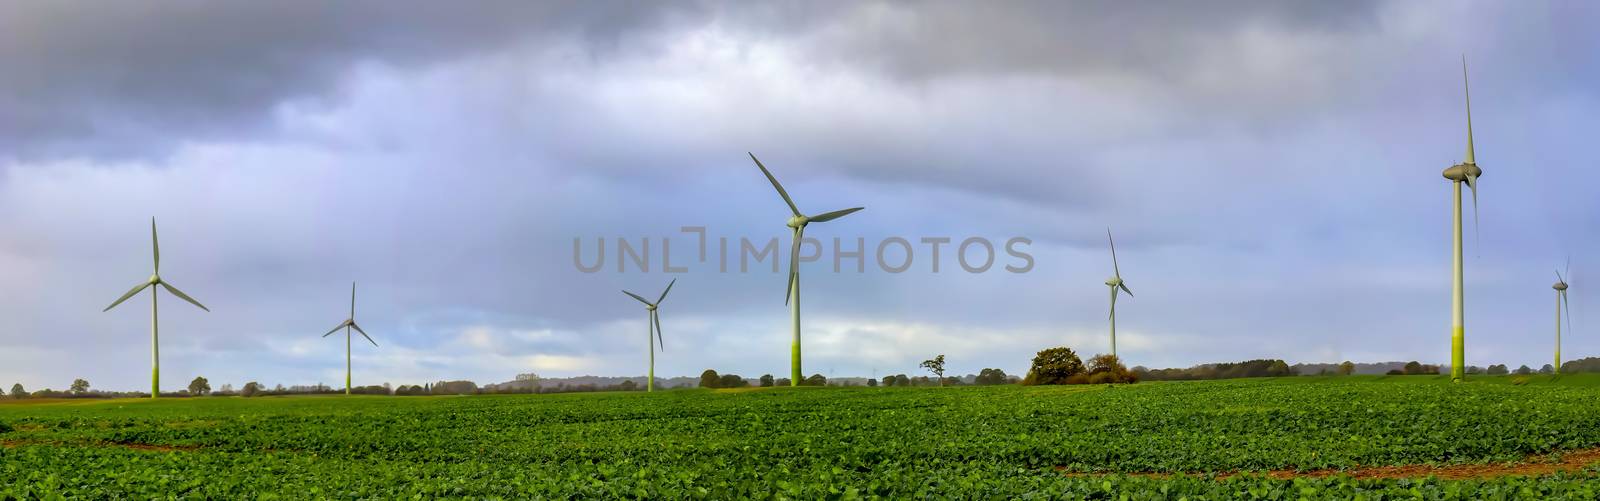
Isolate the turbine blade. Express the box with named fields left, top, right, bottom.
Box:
left=350, top=282, right=357, bottom=320
left=1557, top=268, right=1566, bottom=284
left=1467, top=175, right=1479, bottom=249
left=786, top=226, right=802, bottom=305
left=809, top=207, right=863, bottom=223
left=748, top=152, right=802, bottom=216
left=323, top=319, right=350, bottom=337
left=151, top=217, right=160, bottom=274
left=1563, top=291, right=1573, bottom=342
left=1120, top=283, right=1134, bottom=298
left=1108, top=228, right=1122, bottom=279
left=657, top=278, right=676, bottom=305
left=653, top=311, right=665, bottom=352
left=621, top=290, right=653, bottom=306
left=1462, top=55, right=1475, bottom=165
left=159, top=282, right=210, bottom=312
left=350, top=322, right=377, bottom=347
left=1109, top=286, right=1117, bottom=319
left=103, top=282, right=152, bottom=312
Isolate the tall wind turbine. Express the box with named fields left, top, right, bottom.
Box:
left=748, top=153, right=864, bottom=386
left=1553, top=261, right=1572, bottom=374
left=103, top=218, right=210, bottom=398
left=622, top=279, right=675, bottom=392
left=1442, top=57, right=1484, bottom=381
left=1105, top=229, right=1134, bottom=358
left=321, top=282, right=376, bottom=395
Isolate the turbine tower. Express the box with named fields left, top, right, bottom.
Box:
left=1442, top=57, right=1483, bottom=381
left=322, top=282, right=377, bottom=395
left=748, top=153, right=864, bottom=386
left=103, top=218, right=210, bottom=398
left=1554, top=261, right=1572, bottom=374
left=1105, top=229, right=1134, bottom=358
left=622, top=279, right=675, bottom=392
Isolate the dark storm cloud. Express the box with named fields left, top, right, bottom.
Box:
left=0, top=0, right=703, bottom=159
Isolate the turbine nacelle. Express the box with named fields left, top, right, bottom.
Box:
left=786, top=215, right=810, bottom=229
left=1441, top=163, right=1482, bottom=182
left=1554, top=282, right=1568, bottom=291
left=1105, top=277, right=1123, bottom=287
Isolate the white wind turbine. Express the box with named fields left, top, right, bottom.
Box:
left=748, top=153, right=863, bottom=386
left=1105, top=229, right=1134, bottom=358
left=103, top=218, right=210, bottom=398
left=622, top=279, right=675, bottom=392
left=321, top=282, right=377, bottom=395
left=1442, top=57, right=1484, bottom=381
left=1553, top=261, right=1572, bottom=374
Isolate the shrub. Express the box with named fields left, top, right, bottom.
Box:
left=1086, top=354, right=1138, bottom=384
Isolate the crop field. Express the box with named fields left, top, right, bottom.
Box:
left=5, top=376, right=1600, bottom=498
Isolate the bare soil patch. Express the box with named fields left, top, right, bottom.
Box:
left=1060, top=448, right=1600, bottom=480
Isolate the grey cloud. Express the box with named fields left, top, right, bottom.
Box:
left=0, top=0, right=705, bottom=160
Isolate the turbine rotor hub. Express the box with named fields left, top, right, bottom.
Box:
left=646, top=304, right=657, bottom=311
left=1442, top=163, right=1482, bottom=182
left=149, top=274, right=161, bottom=284
left=1554, top=282, right=1568, bottom=291
left=786, top=215, right=810, bottom=229
left=1105, top=278, right=1122, bottom=287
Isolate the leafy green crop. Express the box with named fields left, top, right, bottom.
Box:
left=3, top=375, right=1600, bottom=498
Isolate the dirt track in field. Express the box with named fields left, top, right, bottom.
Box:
left=1060, top=448, right=1600, bottom=480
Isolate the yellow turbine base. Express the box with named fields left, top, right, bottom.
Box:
left=1450, top=326, right=1465, bottom=382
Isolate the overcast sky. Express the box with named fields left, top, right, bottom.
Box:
left=3, top=1, right=1598, bottom=391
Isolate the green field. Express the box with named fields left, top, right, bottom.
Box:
left=5, top=375, right=1600, bottom=498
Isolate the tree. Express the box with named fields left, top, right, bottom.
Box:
left=880, top=376, right=895, bottom=387
left=718, top=374, right=748, bottom=388
left=699, top=369, right=721, bottom=388
left=759, top=374, right=774, bottom=387
left=919, top=355, right=946, bottom=386
left=1515, top=365, right=1533, bottom=375
left=241, top=381, right=262, bottom=397
left=1024, top=347, right=1085, bottom=385
left=7, top=384, right=20, bottom=399
left=1338, top=361, right=1355, bottom=376
left=188, top=377, right=211, bottom=396
left=867, top=378, right=878, bottom=387
left=1402, top=361, right=1424, bottom=375
left=1540, top=364, right=1555, bottom=374
left=803, top=374, right=827, bottom=386
left=975, top=368, right=1010, bottom=385
left=70, top=379, right=90, bottom=395
left=617, top=380, right=638, bottom=391
left=1487, top=364, right=1509, bottom=375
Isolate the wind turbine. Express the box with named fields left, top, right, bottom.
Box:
left=622, top=278, right=675, bottom=392
left=1442, top=56, right=1483, bottom=381
left=1553, top=261, right=1572, bottom=374
left=748, top=153, right=864, bottom=386
left=1105, top=229, right=1134, bottom=358
left=321, top=282, right=376, bottom=395
left=103, top=218, right=210, bottom=398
